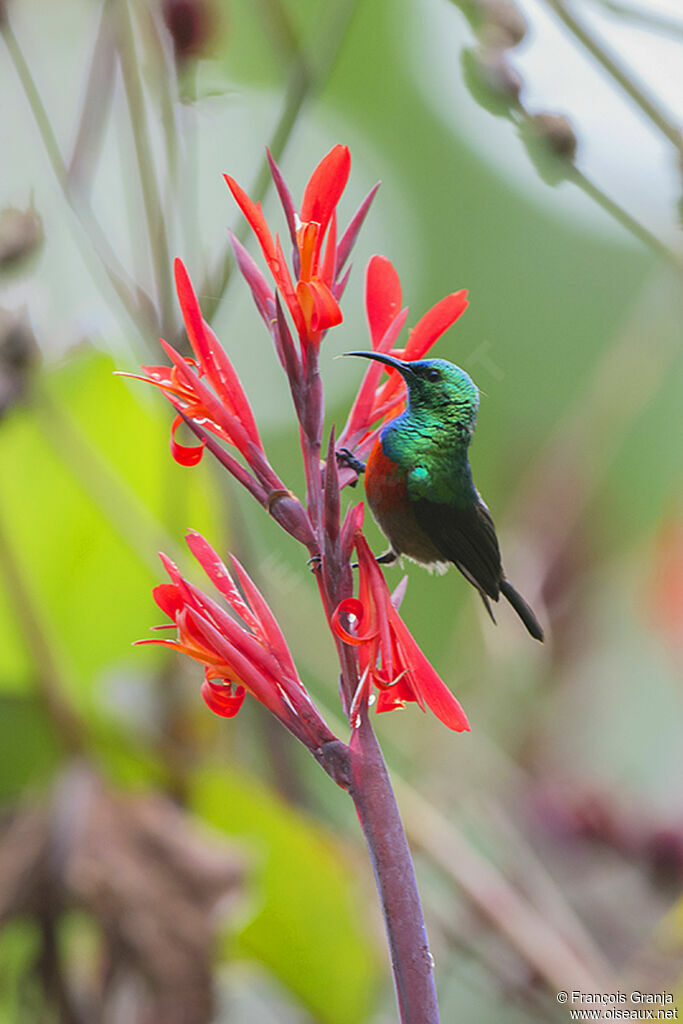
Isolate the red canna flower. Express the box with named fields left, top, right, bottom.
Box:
left=138, top=531, right=335, bottom=748
left=121, top=258, right=264, bottom=468
left=225, top=145, right=378, bottom=348
left=331, top=524, right=470, bottom=732
left=337, top=255, right=469, bottom=474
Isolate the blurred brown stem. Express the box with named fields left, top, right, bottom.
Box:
left=349, top=718, right=441, bottom=1023
left=540, top=0, right=683, bottom=154
left=199, top=0, right=361, bottom=324
left=569, top=164, right=681, bottom=268
left=397, top=781, right=610, bottom=994
left=315, top=694, right=610, bottom=995
left=513, top=106, right=680, bottom=267
left=585, top=0, right=683, bottom=39
left=0, top=14, right=156, bottom=340
left=68, top=0, right=117, bottom=193
left=116, top=0, right=175, bottom=338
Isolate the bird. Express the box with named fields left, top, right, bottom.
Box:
left=341, top=352, right=544, bottom=641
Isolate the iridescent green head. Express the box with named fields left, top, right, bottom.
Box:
left=345, top=353, right=479, bottom=424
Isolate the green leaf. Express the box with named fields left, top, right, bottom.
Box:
left=0, top=696, right=61, bottom=801
left=193, top=768, right=380, bottom=1024
left=0, top=350, right=220, bottom=702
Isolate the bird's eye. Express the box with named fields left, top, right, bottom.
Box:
left=426, top=367, right=440, bottom=381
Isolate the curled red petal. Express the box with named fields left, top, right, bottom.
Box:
left=331, top=597, right=377, bottom=646
left=404, top=290, right=469, bottom=360
left=366, top=255, right=402, bottom=349
left=296, top=279, right=343, bottom=336
left=201, top=678, right=246, bottom=718
left=300, top=144, right=351, bottom=239
left=376, top=685, right=412, bottom=714
left=170, top=414, right=205, bottom=466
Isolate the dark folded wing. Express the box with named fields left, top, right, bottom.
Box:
left=412, top=497, right=502, bottom=599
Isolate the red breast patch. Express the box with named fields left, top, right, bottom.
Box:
left=365, top=439, right=408, bottom=516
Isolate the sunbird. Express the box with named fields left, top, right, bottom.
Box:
left=343, top=353, right=544, bottom=642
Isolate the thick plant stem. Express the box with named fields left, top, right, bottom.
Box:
left=349, top=715, right=440, bottom=1024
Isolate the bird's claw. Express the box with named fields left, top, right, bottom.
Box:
left=308, top=553, right=322, bottom=574
left=335, top=448, right=366, bottom=478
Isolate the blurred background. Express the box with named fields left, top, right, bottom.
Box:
left=0, top=0, right=681, bottom=1020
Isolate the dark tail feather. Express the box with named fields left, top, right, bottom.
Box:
left=500, top=580, right=544, bottom=642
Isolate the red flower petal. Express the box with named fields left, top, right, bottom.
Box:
left=201, top=678, right=246, bottom=718
left=339, top=307, right=409, bottom=449
left=387, top=607, right=470, bottom=732
left=404, top=290, right=469, bottom=360
left=224, top=175, right=278, bottom=265
left=296, top=279, right=343, bottom=335
left=153, top=583, right=184, bottom=621
left=300, top=145, right=351, bottom=239
left=185, top=532, right=261, bottom=634
left=365, top=256, right=402, bottom=349
left=170, top=414, right=205, bottom=466
left=229, top=553, right=302, bottom=687
left=331, top=597, right=377, bottom=646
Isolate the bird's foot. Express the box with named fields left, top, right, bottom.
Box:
left=376, top=548, right=399, bottom=566
left=307, top=553, right=322, bottom=574
left=335, top=448, right=366, bottom=482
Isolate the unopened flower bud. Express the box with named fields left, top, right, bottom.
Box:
left=530, top=113, right=578, bottom=161
left=519, top=112, right=578, bottom=186
left=161, top=0, right=216, bottom=64
left=462, top=45, right=522, bottom=118
left=0, top=204, right=44, bottom=272
left=478, top=0, right=527, bottom=48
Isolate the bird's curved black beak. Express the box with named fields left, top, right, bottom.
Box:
left=343, top=351, right=415, bottom=376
